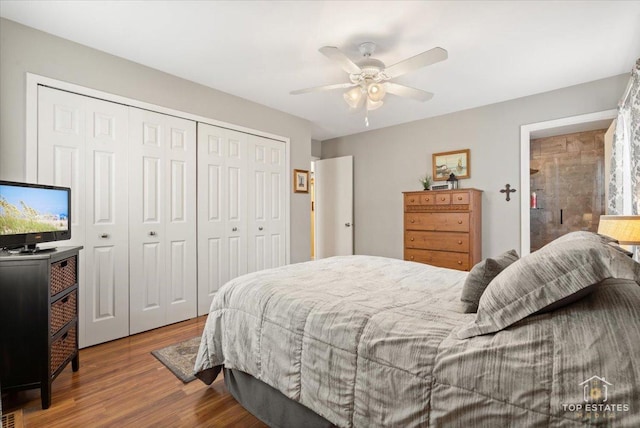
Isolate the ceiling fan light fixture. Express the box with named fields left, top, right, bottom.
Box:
left=366, top=98, right=384, bottom=111
left=343, top=86, right=364, bottom=108
left=367, top=82, right=386, bottom=102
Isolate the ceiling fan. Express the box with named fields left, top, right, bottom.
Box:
left=291, top=42, right=448, bottom=125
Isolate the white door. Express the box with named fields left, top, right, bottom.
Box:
left=247, top=135, right=286, bottom=272
left=38, top=87, right=130, bottom=348
left=197, top=123, right=248, bottom=315
left=314, top=156, right=354, bottom=258
left=129, top=108, right=197, bottom=334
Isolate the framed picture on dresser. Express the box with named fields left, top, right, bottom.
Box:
left=433, top=149, right=470, bottom=180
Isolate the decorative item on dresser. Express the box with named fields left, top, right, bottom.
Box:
left=0, top=246, right=82, bottom=409
left=403, top=189, right=482, bottom=271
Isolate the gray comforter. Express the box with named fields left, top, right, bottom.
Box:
left=195, top=255, right=640, bottom=427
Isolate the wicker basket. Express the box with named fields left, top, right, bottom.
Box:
left=51, top=326, right=76, bottom=375
left=50, top=256, right=76, bottom=296
left=51, top=291, right=76, bottom=336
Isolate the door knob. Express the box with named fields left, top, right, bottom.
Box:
left=232, top=227, right=238, bottom=232
left=149, top=231, right=157, bottom=236
left=345, top=222, right=351, bottom=227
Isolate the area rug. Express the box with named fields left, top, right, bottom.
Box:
left=151, top=336, right=201, bottom=383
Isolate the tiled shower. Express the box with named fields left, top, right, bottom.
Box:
left=529, top=129, right=606, bottom=252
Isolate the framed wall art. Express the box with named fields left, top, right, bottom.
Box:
left=432, top=149, right=470, bottom=181
left=293, top=169, right=309, bottom=193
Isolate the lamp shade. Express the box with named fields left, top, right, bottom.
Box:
left=598, top=215, right=640, bottom=245
left=366, top=98, right=383, bottom=111
left=343, top=87, right=363, bottom=109
left=367, top=82, right=386, bottom=102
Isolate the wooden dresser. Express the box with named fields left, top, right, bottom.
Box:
left=0, top=246, right=82, bottom=409
left=403, top=189, right=482, bottom=271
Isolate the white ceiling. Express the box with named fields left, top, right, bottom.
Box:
left=1, top=1, right=639, bottom=140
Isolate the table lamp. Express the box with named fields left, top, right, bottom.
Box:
left=598, top=215, right=640, bottom=261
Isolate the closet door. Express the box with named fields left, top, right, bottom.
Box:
left=129, top=108, right=197, bottom=334
left=197, top=123, right=248, bottom=315
left=38, top=87, right=130, bottom=348
left=247, top=135, right=286, bottom=272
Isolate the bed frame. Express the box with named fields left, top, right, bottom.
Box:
left=224, top=368, right=334, bottom=427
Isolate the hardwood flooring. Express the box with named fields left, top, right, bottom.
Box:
left=1, top=316, right=268, bottom=427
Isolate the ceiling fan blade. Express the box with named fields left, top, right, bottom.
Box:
left=290, top=82, right=357, bottom=95
left=318, top=46, right=362, bottom=74
left=385, top=82, right=434, bottom=102
left=384, top=47, right=448, bottom=79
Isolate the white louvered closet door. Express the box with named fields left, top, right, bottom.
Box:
left=197, top=123, right=248, bottom=315
left=129, top=108, right=197, bottom=334
left=38, top=86, right=130, bottom=348
left=247, top=135, right=286, bottom=272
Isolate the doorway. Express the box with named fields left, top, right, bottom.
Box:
left=519, top=110, right=617, bottom=256
left=529, top=128, right=609, bottom=251
left=312, top=156, right=354, bottom=259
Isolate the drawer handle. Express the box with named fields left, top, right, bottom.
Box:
left=457, top=261, right=462, bottom=265
left=458, top=240, right=462, bottom=244
left=60, top=260, right=68, bottom=268
left=458, top=196, right=463, bottom=200
left=61, top=331, right=69, bottom=341
left=410, top=219, right=415, bottom=223
left=61, top=296, right=70, bottom=304
left=410, top=198, right=415, bottom=202
left=425, top=198, right=430, bottom=201
left=149, top=231, right=157, bottom=236
left=410, top=237, right=415, bottom=241
left=440, top=197, right=446, bottom=201
left=410, top=256, right=415, bottom=260
left=457, top=220, right=463, bottom=224
left=100, top=233, right=109, bottom=239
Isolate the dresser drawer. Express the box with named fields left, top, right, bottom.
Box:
left=405, top=231, right=469, bottom=252
left=50, top=256, right=77, bottom=296
left=404, top=194, right=422, bottom=206
left=421, top=194, right=436, bottom=205
left=51, top=290, right=77, bottom=336
left=452, top=192, right=470, bottom=204
left=435, top=193, right=451, bottom=205
left=405, top=249, right=470, bottom=271
left=404, top=213, right=470, bottom=232
left=51, top=325, right=77, bottom=375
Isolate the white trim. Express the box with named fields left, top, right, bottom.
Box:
left=26, top=72, right=291, bottom=264
left=519, top=109, right=617, bottom=256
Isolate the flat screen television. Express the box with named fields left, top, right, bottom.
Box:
left=0, top=180, right=71, bottom=253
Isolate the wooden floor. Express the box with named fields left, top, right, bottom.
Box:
left=1, top=316, right=268, bottom=427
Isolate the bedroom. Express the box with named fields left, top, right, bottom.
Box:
left=1, top=1, right=639, bottom=427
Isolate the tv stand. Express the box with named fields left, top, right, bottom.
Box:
left=0, top=246, right=82, bottom=409
left=9, top=245, right=57, bottom=255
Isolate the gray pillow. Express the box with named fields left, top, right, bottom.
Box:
left=457, top=239, right=640, bottom=339
left=460, top=249, right=519, bottom=313
left=547, top=230, right=632, bottom=257
left=550, top=230, right=617, bottom=245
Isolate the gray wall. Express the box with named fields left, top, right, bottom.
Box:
left=311, top=139, right=322, bottom=158
left=0, top=18, right=313, bottom=263
left=322, top=74, right=628, bottom=259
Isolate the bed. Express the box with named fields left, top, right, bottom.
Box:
left=195, top=233, right=640, bottom=427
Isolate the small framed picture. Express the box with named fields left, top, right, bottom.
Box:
left=293, top=169, right=309, bottom=193
left=432, top=149, right=470, bottom=181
